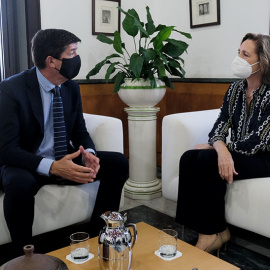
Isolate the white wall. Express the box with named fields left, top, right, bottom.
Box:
left=40, top=0, right=270, bottom=80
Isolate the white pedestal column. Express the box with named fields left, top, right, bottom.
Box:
left=124, top=107, right=162, bottom=200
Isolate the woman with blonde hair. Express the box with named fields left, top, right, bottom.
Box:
left=176, top=33, right=270, bottom=255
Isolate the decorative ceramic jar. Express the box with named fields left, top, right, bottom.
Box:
left=0, top=245, right=68, bottom=270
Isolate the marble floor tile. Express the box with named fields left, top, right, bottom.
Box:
left=120, top=197, right=142, bottom=212
left=120, top=196, right=177, bottom=218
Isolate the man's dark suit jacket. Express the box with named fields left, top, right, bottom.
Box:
left=0, top=66, right=95, bottom=174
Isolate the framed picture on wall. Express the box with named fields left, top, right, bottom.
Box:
left=189, top=0, right=220, bottom=28
left=92, top=0, right=121, bottom=36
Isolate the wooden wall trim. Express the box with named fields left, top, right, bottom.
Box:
left=76, top=78, right=238, bottom=85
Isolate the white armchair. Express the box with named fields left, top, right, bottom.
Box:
left=162, top=109, right=270, bottom=238
left=0, top=113, right=124, bottom=245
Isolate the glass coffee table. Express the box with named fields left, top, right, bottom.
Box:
left=47, top=222, right=240, bottom=270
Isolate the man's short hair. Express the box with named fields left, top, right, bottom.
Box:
left=31, top=29, right=81, bottom=69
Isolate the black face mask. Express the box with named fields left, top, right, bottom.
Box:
left=56, top=55, right=81, bottom=80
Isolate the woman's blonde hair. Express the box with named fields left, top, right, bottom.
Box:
left=242, top=33, right=270, bottom=85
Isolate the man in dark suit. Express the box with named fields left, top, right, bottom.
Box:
left=0, top=29, right=128, bottom=257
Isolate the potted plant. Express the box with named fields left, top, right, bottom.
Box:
left=86, top=6, right=191, bottom=107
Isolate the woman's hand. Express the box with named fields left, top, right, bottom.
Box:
left=213, top=141, right=238, bottom=184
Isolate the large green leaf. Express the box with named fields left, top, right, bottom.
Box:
left=105, top=62, right=118, bottom=82
left=133, top=17, right=148, bottom=37
left=153, top=26, right=174, bottom=51
left=119, top=7, right=147, bottom=37
left=158, top=52, right=171, bottom=73
left=122, top=9, right=140, bottom=37
left=161, top=76, right=175, bottom=90
left=86, top=60, right=106, bottom=79
left=178, top=57, right=185, bottom=64
left=150, top=78, right=157, bottom=88
left=140, top=48, right=156, bottom=61
left=113, top=31, right=123, bottom=54
left=97, top=34, right=113, bottom=44
left=165, top=65, right=182, bottom=77
left=179, top=65, right=186, bottom=77
left=141, top=63, right=153, bottom=78
left=113, top=72, right=126, bottom=94
left=86, top=54, right=121, bottom=79
left=167, top=55, right=185, bottom=65
left=162, top=40, right=188, bottom=57
left=140, top=24, right=149, bottom=39
left=129, top=53, right=144, bottom=78
left=145, top=6, right=155, bottom=35
left=155, top=24, right=166, bottom=32
left=167, top=60, right=185, bottom=78
left=167, top=38, right=189, bottom=48
left=158, top=52, right=169, bottom=66
left=166, top=59, right=186, bottom=77
left=168, top=59, right=181, bottom=69
left=117, top=6, right=127, bottom=15
left=174, top=29, right=192, bottom=39
left=147, top=71, right=154, bottom=81
left=154, top=58, right=166, bottom=77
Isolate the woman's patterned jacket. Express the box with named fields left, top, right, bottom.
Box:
left=208, top=80, right=270, bottom=156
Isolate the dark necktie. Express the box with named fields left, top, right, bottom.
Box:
left=52, top=86, right=67, bottom=160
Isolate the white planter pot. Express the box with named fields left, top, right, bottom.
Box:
left=118, top=78, right=166, bottom=107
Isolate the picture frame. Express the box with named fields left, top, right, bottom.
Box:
left=189, top=0, right=220, bottom=28
left=92, top=0, right=121, bottom=36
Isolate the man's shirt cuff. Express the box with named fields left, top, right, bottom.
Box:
left=37, top=158, right=54, bottom=176
left=86, top=148, right=96, bottom=156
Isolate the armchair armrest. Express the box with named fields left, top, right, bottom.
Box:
left=162, top=109, right=220, bottom=201
left=83, top=113, right=125, bottom=208
left=83, top=113, right=123, bottom=153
